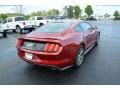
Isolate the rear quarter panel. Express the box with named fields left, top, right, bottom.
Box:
left=59, top=33, right=84, bottom=63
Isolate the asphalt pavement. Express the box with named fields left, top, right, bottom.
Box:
left=0, top=20, right=120, bottom=85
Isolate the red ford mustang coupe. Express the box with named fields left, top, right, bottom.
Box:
left=16, top=20, right=100, bottom=70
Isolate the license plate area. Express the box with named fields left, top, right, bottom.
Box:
left=25, top=52, right=33, bottom=60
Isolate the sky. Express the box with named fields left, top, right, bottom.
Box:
left=0, top=0, right=120, bottom=16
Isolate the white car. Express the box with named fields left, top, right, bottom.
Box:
left=28, top=16, right=49, bottom=27
left=0, top=24, right=7, bottom=37
left=1, top=16, right=35, bottom=34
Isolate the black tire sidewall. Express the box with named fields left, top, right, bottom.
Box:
left=96, top=34, right=100, bottom=45
left=74, top=45, right=85, bottom=67
left=3, top=31, right=7, bottom=38
left=16, top=26, right=22, bottom=34
left=39, top=23, right=44, bottom=27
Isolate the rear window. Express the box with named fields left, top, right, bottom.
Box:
left=37, top=17, right=44, bottom=20
left=35, top=22, right=71, bottom=33
left=15, top=17, right=25, bottom=21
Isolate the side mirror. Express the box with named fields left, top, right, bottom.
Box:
left=92, top=26, right=97, bottom=30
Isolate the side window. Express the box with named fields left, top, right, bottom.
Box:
left=3, top=19, right=7, bottom=23
left=80, top=23, right=91, bottom=31
left=75, top=24, right=84, bottom=32
left=37, top=17, right=44, bottom=20
left=15, top=17, right=24, bottom=21
left=32, top=17, right=35, bottom=20
left=7, top=18, right=13, bottom=22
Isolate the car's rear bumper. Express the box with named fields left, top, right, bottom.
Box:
left=21, top=57, right=73, bottom=70
left=17, top=45, right=76, bottom=70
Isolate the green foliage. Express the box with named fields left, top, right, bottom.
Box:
left=41, top=10, right=47, bottom=16
left=113, top=11, right=119, bottom=19
left=24, top=15, right=30, bottom=20
left=85, top=5, right=93, bottom=17
left=63, top=6, right=67, bottom=16
left=30, top=9, right=59, bottom=17
left=66, top=5, right=74, bottom=18
left=0, top=5, right=94, bottom=20
left=0, top=13, right=24, bottom=20
left=0, top=13, right=8, bottom=20
left=47, top=9, right=59, bottom=16
left=74, top=5, right=81, bottom=19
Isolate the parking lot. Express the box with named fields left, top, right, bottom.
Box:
left=0, top=20, right=120, bottom=85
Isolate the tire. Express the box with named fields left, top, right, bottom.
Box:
left=96, top=34, right=100, bottom=45
left=13, top=29, right=17, bottom=33
left=29, top=28, right=33, bottom=33
left=39, top=23, right=44, bottom=27
left=16, top=26, right=22, bottom=34
left=3, top=31, right=7, bottom=38
left=74, top=45, right=85, bottom=68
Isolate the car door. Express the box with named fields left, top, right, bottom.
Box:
left=36, top=16, right=45, bottom=26
left=5, top=18, right=14, bottom=29
left=29, top=17, right=36, bottom=26
left=80, top=22, right=94, bottom=49
left=31, top=17, right=36, bottom=26
left=2, top=19, right=7, bottom=30
left=7, top=18, right=14, bottom=29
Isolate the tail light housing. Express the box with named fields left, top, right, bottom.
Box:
left=44, top=43, right=61, bottom=52
left=16, top=38, right=23, bottom=48
left=21, top=40, right=62, bottom=53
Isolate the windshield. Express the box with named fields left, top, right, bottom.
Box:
left=35, top=22, right=70, bottom=33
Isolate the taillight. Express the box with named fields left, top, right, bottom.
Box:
left=44, top=43, right=61, bottom=52
left=17, top=39, right=22, bottom=47
left=23, top=22, right=25, bottom=25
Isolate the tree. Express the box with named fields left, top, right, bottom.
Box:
left=85, top=5, right=93, bottom=17
left=113, top=11, right=119, bottom=19
left=66, top=5, right=74, bottom=18
left=63, top=6, right=67, bottom=17
left=41, top=10, right=47, bottom=16
left=55, top=9, right=60, bottom=16
left=74, top=6, right=81, bottom=19
left=24, top=15, right=30, bottom=20
left=47, top=9, right=59, bottom=16
left=31, top=12, right=37, bottom=16
left=0, top=14, right=8, bottom=20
